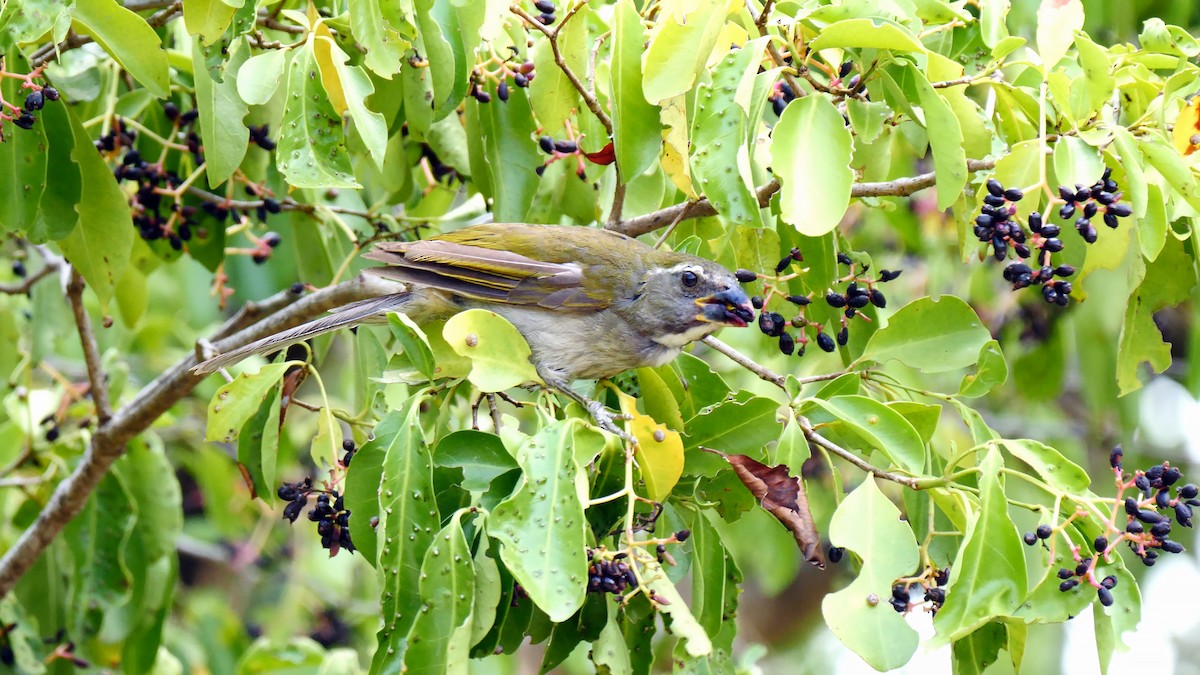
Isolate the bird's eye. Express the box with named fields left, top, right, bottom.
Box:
left=681, top=270, right=699, bottom=287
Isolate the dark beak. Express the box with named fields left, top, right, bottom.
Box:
left=696, top=289, right=756, bottom=327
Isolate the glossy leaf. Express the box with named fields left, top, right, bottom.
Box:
left=277, top=41, right=360, bottom=188
left=402, top=511, right=476, bottom=675
left=808, top=17, right=926, bottom=52
left=933, top=448, right=1027, bottom=644
left=192, top=37, right=249, bottom=187
left=617, top=392, right=684, bottom=502
left=434, top=430, right=519, bottom=492
left=73, top=0, right=169, bottom=96
left=349, top=0, right=413, bottom=77
left=488, top=420, right=588, bottom=622
left=912, top=65, right=966, bottom=210
left=641, top=3, right=725, bottom=104
left=475, top=89, right=541, bottom=222
left=998, top=439, right=1090, bottom=492
left=183, top=0, right=236, bottom=46
left=204, top=362, right=293, bottom=443
left=611, top=0, right=662, bottom=180
left=821, top=476, right=920, bottom=671
left=683, top=395, right=781, bottom=476
left=959, top=340, right=1009, bottom=398
left=371, top=396, right=439, bottom=670
left=858, top=295, right=991, bottom=373
left=811, top=395, right=926, bottom=473
left=388, top=312, right=437, bottom=382
left=773, top=95, right=853, bottom=236
left=442, top=309, right=540, bottom=392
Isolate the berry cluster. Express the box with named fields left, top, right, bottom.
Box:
left=770, top=82, right=796, bottom=116
left=888, top=567, right=950, bottom=616
left=976, top=169, right=1131, bottom=307
left=736, top=252, right=900, bottom=357
left=278, top=447, right=358, bottom=557
left=532, top=0, right=557, bottom=25
left=470, top=59, right=535, bottom=104
left=586, top=550, right=637, bottom=598
left=4, top=81, right=59, bottom=133
left=1021, top=447, right=1195, bottom=608
left=535, top=135, right=590, bottom=179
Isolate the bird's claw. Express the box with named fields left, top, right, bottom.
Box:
left=586, top=400, right=636, bottom=444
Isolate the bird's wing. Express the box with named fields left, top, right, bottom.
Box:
left=363, top=239, right=610, bottom=310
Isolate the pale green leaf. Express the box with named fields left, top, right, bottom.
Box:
left=442, top=309, right=540, bottom=392
left=773, top=95, right=853, bottom=236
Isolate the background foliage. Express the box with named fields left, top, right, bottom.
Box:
left=2, top=0, right=1200, bottom=673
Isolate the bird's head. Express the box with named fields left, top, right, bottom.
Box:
left=627, top=255, right=756, bottom=348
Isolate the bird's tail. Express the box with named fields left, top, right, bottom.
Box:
left=192, top=293, right=412, bottom=375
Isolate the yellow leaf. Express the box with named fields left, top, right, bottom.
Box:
left=313, top=28, right=347, bottom=115
left=1173, top=96, right=1200, bottom=157
left=617, top=392, right=684, bottom=502
left=1035, top=0, right=1084, bottom=69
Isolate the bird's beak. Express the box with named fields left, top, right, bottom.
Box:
left=696, top=289, right=756, bottom=327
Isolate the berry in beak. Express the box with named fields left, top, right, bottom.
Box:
left=696, top=289, right=756, bottom=327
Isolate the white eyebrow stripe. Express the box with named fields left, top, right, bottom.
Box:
left=647, top=262, right=707, bottom=276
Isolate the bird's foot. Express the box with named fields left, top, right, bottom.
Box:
left=585, top=399, right=636, bottom=444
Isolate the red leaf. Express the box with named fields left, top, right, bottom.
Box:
left=583, top=141, right=616, bottom=165
left=704, top=447, right=825, bottom=568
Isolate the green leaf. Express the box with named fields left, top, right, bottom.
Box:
left=951, top=621, right=1006, bottom=675
left=591, top=609, right=632, bottom=675
left=434, top=430, right=518, bottom=492
left=636, top=367, right=684, bottom=431
left=488, top=420, right=589, bottom=622
left=403, top=511, right=476, bottom=675
left=316, top=35, right=389, bottom=171
left=683, top=396, right=781, bottom=477
left=911, top=65, right=966, bottom=210
left=57, top=104, right=134, bottom=308
left=349, top=0, right=413, bottom=77
left=345, top=431, right=386, bottom=563
left=811, top=395, right=926, bottom=473
left=932, top=448, right=1027, bottom=644
left=1073, top=32, right=1115, bottom=117
left=204, top=362, right=293, bottom=443
left=237, top=49, right=289, bottom=106
left=1109, top=127, right=1148, bottom=221
left=642, top=561, right=712, bottom=656
left=442, top=309, right=540, bottom=392
left=371, top=395, right=439, bottom=671
left=476, top=88, right=542, bottom=222
left=690, top=37, right=773, bottom=228
left=73, top=0, right=169, bottom=97
left=773, top=95, right=853, bottom=236
left=529, top=6, right=585, bottom=135
left=808, top=17, right=926, bottom=52
left=641, top=4, right=726, bottom=104
left=1117, top=236, right=1195, bottom=394
left=980, top=0, right=1011, bottom=48
left=857, top=295, right=991, bottom=373
left=311, top=398, right=343, bottom=469
left=1051, top=136, right=1103, bottom=194
left=684, top=509, right=737, bottom=642
left=236, top=383, right=282, bottom=501
left=821, top=477, right=920, bottom=671
left=611, top=0, right=662, bottom=180
left=183, top=0, right=236, bottom=45
left=192, top=37, right=249, bottom=187
left=958, top=340, right=1009, bottom=397
left=388, top=312, right=437, bottom=382
left=1141, top=136, right=1200, bottom=213
left=470, top=542, right=502, bottom=646
left=998, top=439, right=1089, bottom=492
left=277, top=41, right=360, bottom=188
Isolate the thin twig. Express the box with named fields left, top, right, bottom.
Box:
left=511, top=4, right=613, bottom=136
left=0, top=274, right=389, bottom=598
left=0, top=246, right=61, bottom=295
left=65, top=269, right=113, bottom=425
left=701, top=336, right=786, bottom=389
left=31, top=1, right=182, bottom=68
left=611, top=158, right=998, bottom=238
left=798, top=415, right=921, bottom=489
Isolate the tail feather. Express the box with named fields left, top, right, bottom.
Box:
left=192, top=293, right=411, bottom=375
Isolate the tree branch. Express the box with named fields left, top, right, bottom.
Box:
left=510, top=4, right=613, bottom=136
left=66, top=269, right=113, bottom=425
left=0, top=246, right=62, bottom=295
left=610, top=158, right=998, bottom=238
left=30, top=1, right=182, bottom=68
left=0, top=274, right=390, bottom=599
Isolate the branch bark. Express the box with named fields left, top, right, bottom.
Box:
left=0, top=274, right=390, bottom=599
left=609, top=158, right=998, bottom=238
left=66, top=269, right=113, bottom=425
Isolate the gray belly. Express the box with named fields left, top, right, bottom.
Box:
left=482, top=305, right=681, bottom=381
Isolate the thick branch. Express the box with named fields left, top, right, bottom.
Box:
left=0, top=274, right=388, bottom=599
left=66, top=269, right=113, bottom=425
left=610, top=158, right=998, bottom=238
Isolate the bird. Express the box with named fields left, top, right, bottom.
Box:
left=193, top=223, right=756, bottom=434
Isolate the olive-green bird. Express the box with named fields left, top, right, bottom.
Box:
left=194, top=223, right=755, bottom=432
